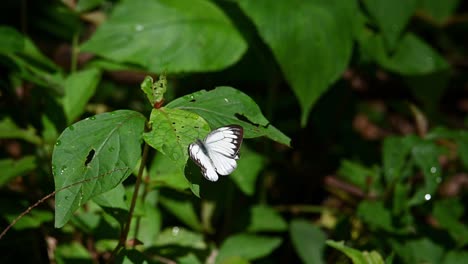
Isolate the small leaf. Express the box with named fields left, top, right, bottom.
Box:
left=290, top=220, right=327, bottom=264
left=382, top=135, right=418, bottom=183
left=81, top=0, right=246, bottom=72
left=55, top=242, right=93, bottom=264
left=0, top=156, right=36, bottom=186
left=418, top=0, right=460, bottom=25
left=0, top=117, right=42, bottom=144
left=63, top=68, right=102, bottom=124
left=337, top=160, right=380, bottom=190
left=53, top=110, right=146, bottom=228
left=143, top=107, right=210, bottom=168
left=154, top=227, right=206, bottom=249
left=158, top=192, right=203, bottom=231
left=167, top=86, right=290, bottom=146
left=216, top=234, right=282, bottom=264
left=357, top=201, right=395, bottom=233
left=433, top=199, right=468, bottom=246
left=390, top=238, right=444, bottom=264
left=246, top=205, right=287, bottom=232
left=326, top=240, right=385, bottom=264
left=231, top=147, right=265, bottom=196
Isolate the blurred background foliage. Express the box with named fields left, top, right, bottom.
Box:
left=0, top=0, right=468, bottom=263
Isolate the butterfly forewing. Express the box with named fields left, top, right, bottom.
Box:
left=188, top=125, right=243, bottom=181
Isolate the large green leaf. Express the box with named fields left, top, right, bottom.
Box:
left=53, top=110, right=146, bottom=228
left=63, top=68, right=102, bottom=124
left=143, top=107, right=211, bottom=168
left=81, top=0, right=246, bottom=72
left=216, top=234, right=282, bottom=264
left=290, top=220, right=327, bottom=264
left=237, top=0, right=357, bottom=125
left=167, top=86, right=290, bottom=146
left=363, top=0, right=418, bottom=49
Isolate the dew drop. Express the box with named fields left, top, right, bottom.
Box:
left=424, top=194, right=431, bottom=201
left=430, top=167, right=437, bottom=174
left=90, top=116, right=96, bottom=120
left=55, top=140, right=62, bottom=146
left=51, top=164, right=56, bottom=171
left=69, top=125, right=75, bottom=131
left=172, top=226, right=180, bottom=236
left=224, top=98, right=229, bottom=103
left=60, top=166, right=67, bottom=175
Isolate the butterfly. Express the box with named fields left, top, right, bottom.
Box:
left=188, top=125, right=243, bottom=181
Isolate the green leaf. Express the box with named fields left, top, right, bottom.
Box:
left=246, top=205, right=287, bottom=232
left=3, top=209, right=53, bottom=230
left=390, top=238, right=444, bottom=264
left=237, top=0, right=356, bottom=125
left=357, top=201, right=395, bottom=233
left=427, top=127, right=468, bottom=169
left=363, top=0, right=418, bottom=49
left=129, top=202, right=162, bottom=248
left=76, top=0, right=105, bottom=12
left=418, top=0, right=460, bottom=25
left=0, top=156, right=36, bottom=186
left=382, top=135, right=418, bottom=183
left=81, top=0, right=246, bottom=72
left=358, top=32, right=449, bottom=75
left=154, top=227, right=206, bottom=249
left=290, top=220, right=327, bottom=264
left=143, top=107, right=210, bottom=168
left=231, top=147, right=265, bottom=196
left=216, top=234, right=282, bottom=264
left=167, top=86, right=290, bottom=146
left=337, top=160, right=380, bottom=190
left=0, top=26, right=24, bottom=54
left=53, top=110, right=146, bottom=228
left=326, top=240, right=385, bottom=264
left=159, top=192, right=203, bottom=231
left=0, top=117, right=42, bottom=144
left=442, top=251, right=468, bottom=264
left=55, top=242, right=93, bottom=264
left=433, top=199, right=468, bottom=246
left=149, top=153, right=190, bottom=190
left=63, top=68, right=102, bottom=124
left=92, top=183, right=128, bottom=210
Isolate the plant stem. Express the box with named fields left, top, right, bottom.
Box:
left=109, top=143, right=150, bottom=262
left=70, top=32, right=79, bottom=73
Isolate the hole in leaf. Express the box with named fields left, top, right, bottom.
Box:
left=85, top=149, right=95, bottom=166
left=234, top=113, right=260, bottom=127
left=189, top=99, right=196, bottom=102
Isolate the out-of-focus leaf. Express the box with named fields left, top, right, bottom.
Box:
left=326, top=240, right=385, bottom=264
left=237, top=0, right=357, bottom=125
left=0, top=117, right=42, bottom=144
left=167, top=87, right=290, bottom=146
left=357, top=201, right=395, bottom=233
left=216, top=234, right=282, bottom=264
left=337, top=160, right=380, bottom=190
left=219, top=256, right=250, bottom=264
left=246, top=205, right=287, bottom=232
left=143, top=107, right=210, bottom=168
left=55, top=242, right=93, bottom=264
left=390, top=238, right=444, bottom=264
left=418, top=0, right=460, bottom=25
left=433, top=199, right=468, bottom=246
left=363, top=0, right=418, bottom=49
left=129, top=202, right=162, bottom=248
left=0, top=156, right=36, bottom=186
left=53, top=110, right=146, bottom=228
left=290, top=220, right=327, bottom=264
left=358, top=31, right=449, bottom=75
left=427, top=127, right=468, bottom=169
left=158, top=193, right=203, bottom=231
left=76, top=0, right=105, bottom=12
left=81, top=0, right=246, bottom=72
left=442, top=251, right=468, bottom=264
left=3, top=209, right=53, bottom=230
left=382, top=135, right=418, bottom=183
left=0, top=26, right=24, bottom=53
left=177, top=253, right=204, bottom=264
left=92, top=183, right=128, bottom=210
left=63, top=68, right=102, bottom=124
left=231, top=147, right=265, bottom=196
left=154, top=227, right=206, bottom=249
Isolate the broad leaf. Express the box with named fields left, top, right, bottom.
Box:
left=81, top=0, right=246, bottom=72
left=167, top=86, right=290, bottom=146
left=53, top=110, right=146, bottom=228
left=63, top=68, right=102, bottom=124
left=216, top=234, right=282, bottom=264
left=237, top=0, right=357, bottom=125
left=290, top=220, right=327, bottom=264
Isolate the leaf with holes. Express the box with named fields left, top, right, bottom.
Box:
left=143, top=107, right=210, bottom=168
left=52, top=110, right=146, bottom=228
left=166, top=86, right=290, bottom=146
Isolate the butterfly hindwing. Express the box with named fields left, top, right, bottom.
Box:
left=188, top=125, right=243, bottom=181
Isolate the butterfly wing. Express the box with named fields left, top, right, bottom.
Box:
left=188, top=142, right=219, bottom=181
left=204, top=125, right=243, bottom=176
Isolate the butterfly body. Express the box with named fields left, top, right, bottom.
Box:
left=188, top=125, right=243, bottom=181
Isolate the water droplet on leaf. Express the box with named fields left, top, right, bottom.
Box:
left=424, top=194, right=431, bottom=201
left=430, top=167, right=437, bottom=174
left=55, top=140, right=61, bottom=146
left=90, top=116, right=96, bottom=120
left=172, top=226, right=180, bottom=236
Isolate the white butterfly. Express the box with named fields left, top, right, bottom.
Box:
left=188, top=125, right=243, bottom=181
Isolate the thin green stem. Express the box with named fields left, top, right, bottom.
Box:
left=109, top=143, right=150, bottom=262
